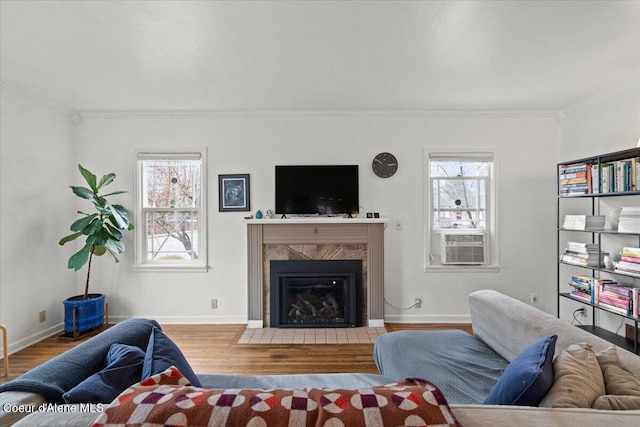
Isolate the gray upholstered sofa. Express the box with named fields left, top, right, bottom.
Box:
left=2, top=289, right=639, bottom=426
left=377, top=289, right=640, bottom=425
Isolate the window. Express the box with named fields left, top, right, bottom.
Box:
left=135, top=150, right=207, bottom=270
left=425, top=151, right=498, bottom=270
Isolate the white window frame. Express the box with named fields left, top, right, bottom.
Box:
left=424, top=150, right=499, bottom=272
left=134, top=149, right=208, bottom=272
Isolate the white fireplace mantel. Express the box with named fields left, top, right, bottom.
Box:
left=245, top=218, right=388, bottom=328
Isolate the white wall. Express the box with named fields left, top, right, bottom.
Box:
left=561, top=82, right=640, bottom=159
left=0, top=90, right=77, bottom=354
left=558, top=83, right=640, bottom=332
left=72, top=112, right=561, bottom=324
left=2, top=79, right=638, bottom=354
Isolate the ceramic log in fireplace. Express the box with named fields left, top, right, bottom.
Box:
left=270, top=260, right=361, bottom=328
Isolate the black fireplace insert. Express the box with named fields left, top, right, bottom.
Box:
left=270, top=260, right=361, bottom=328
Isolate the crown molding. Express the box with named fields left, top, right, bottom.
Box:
left=77, top=109, right=563, bottom=120
left=0, top=81, right=563, bottom=120
left=0, top=81, right=77, bottom=119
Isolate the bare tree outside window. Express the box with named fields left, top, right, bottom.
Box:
left=431, top=160, right=488, bottom=230
left=139, top=157, right=204, bottom=263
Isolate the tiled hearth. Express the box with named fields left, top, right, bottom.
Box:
left=238, top=327, right=387, bottom=345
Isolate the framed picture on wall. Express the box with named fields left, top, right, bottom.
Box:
left=219, top=174, right=250, bottom=212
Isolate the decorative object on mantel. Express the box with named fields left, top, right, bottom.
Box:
left=372, top=152, right=398, bottom=178
left=58, top=165, right=134, bottom=340
left=218, top=174, right=250, bottom=212
left=255, top=210, right=263, bottom=219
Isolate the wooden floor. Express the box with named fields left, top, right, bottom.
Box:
left=0, top=323, right=471, bottom=384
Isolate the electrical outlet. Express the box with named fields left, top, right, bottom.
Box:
left=39, top=310, right=46, bottom=323
left=414, top=298, right=422, bottom=308
left=211, top=299, right=218, bottom=309
left=579, top=306, right=587, bottom=317
left=395, top=221, right=402, bottom=231
left=530, top=293, right=539, bottom=304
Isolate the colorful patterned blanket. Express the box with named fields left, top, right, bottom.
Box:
left=92, top=366, right=461, bottom=427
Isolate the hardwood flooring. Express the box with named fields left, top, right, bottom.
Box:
left=0, top=323, right=472, bottom=384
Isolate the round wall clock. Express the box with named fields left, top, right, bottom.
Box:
left=372, top=152, right=398, bottom=178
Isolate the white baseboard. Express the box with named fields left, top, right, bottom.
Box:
left=108, top=315, right=247, bottom=325
left=383, top=314, right=471, bottom=324
left=5, top=323, right=64, bottom=357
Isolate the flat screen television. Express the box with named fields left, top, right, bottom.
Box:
left=275, top=165, right=359, bottom=216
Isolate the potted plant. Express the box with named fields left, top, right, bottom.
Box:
left=59, top=165, right=134, bottom=334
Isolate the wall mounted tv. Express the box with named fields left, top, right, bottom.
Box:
left=275, top=165, right=359, bottom=216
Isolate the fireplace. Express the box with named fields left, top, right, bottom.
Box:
left=270, top=260, right=362, bottom=328
left=245, top=219, right=386, bottom=328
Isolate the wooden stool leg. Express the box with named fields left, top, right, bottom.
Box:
left=72, top=308, right=79, bottom=340
left=0, top=325, right=8, bottom=377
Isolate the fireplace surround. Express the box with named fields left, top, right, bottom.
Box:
left=245, top=218, right=387, bottom=328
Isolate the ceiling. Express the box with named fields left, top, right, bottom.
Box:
left=1, top=0, right=639, bottom=113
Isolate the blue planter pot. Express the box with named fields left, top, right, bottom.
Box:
left=63, top=294, right=106, bottom=333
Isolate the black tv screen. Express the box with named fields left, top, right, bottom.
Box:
left=275, top=165, right=359, bottom=215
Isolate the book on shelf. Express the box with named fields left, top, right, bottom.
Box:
left=599, top=157, right=640, bottom=193
left=559, top=163, right=588, bottom=175
left=560, top=177, right=588, bottom=185
left=561, top=240, right=607, bottom=267
left=560, top=170, right=587, bottom=180
left=559, top=156, right=640, bottom=196
left=565, top=241, right=599, bottom=252
left=598, top=301, right=630, bottom=316
left=569, top=289, right=591, bottom=302
left=597, top=282, right=634, bottom=317
left=591, top=164, right=600, bottom=194
left=567, top=276, right=617, bottom=305
left=601, top=283, right=634, bottom=298
left=618, top=207, right=640, bottom=233
left=559, top=162, right=589, bottom=195
left=560, top=184, right=588, bottom=195
left=562, top=214, right=605, bottom=231
left=561, top=253, right=607, bottom=267
left=615, top=261, right=640, bottom=274
left=616, top=247, right=640, bottom=275
left=566, top=276, right=638, bottom=317
left=621, top=247, right=640, bottom=257
left=569, top=275, right=593, bottom=290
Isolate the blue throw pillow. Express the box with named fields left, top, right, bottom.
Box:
left=63, top=343, right=145, bottom=404
left=142, top=327, right=201, bottom=387
left=484, top=335, right=557, bottom=406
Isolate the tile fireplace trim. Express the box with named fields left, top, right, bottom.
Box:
left=245, top=219, right=387, bottom=328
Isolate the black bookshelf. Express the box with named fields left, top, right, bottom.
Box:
left=576, top=325, right=637, bottom=353
left=557, top=147, right=640, bottom=354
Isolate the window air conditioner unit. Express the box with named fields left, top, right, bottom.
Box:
left=441, top=233, right=487, bottom=265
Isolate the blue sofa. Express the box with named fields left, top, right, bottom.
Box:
left=0, top=318, right=160, bottom=404
left=0, top=318, right=393, bottom=426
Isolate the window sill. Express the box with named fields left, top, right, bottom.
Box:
left=424, top=264, right=501, bottom=273
left=133, top=264, right=209, bottom=273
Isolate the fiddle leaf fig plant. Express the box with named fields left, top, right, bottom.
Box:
left=59, top=165, right=134, bottom=300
